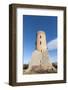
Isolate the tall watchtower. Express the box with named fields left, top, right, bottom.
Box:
left=25, top=31, right=57, bottom=74
left=36, top=31, right=47, bottom=52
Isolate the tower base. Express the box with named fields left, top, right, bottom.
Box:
left=23, top=50, right=57, bottom=74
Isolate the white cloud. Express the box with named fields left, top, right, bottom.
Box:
left=47, top=38, right=57, bottom=51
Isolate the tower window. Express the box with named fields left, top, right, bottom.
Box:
left=40, top=35, right=41, bottom=38
left=40, top=41, right=41, bottom=45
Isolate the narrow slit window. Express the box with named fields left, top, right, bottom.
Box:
left=40, top=35, right=41, bottom=38
left=40, top=41, right=41, bottom=45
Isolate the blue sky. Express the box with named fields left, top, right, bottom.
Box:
left=23, top=15, right=57, bottom=64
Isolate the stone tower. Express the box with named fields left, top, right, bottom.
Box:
left=24, top=31, right=57, bottom=74
left=36, top=31, right=47, bottom=52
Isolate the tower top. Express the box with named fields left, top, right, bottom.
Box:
left=37, top=31, right=45, bottom=34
